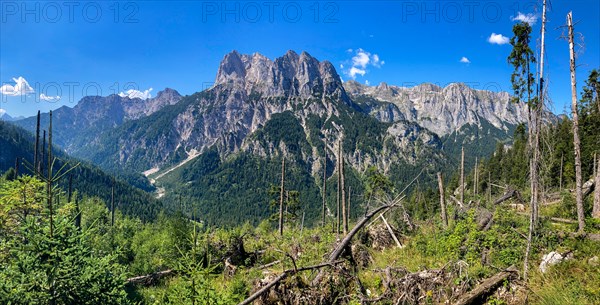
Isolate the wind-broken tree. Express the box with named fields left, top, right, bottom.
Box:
left=322, top=141, right=327, bottom=227
left=437, top=172, right=448, bottom=227
left=279, top=157, right=286, bottom=236
left=508, top=6, right=541, bottom=279
left=567, top=11, right=585, bottom=233
left=460, top=146, right=465, bottom=205
left=594, top=154, right=600, bottom=219
left=339, top=140, right=348, bottom=234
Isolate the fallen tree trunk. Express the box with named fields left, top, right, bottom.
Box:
left=257, top=260, right=281, bottom=270
left=453, top=265, right=518, bottom=305
left=126, top=269, right=174, bottom=286
left=516, top=212, right=578, bottom=224
left=311, top=197, right=404, bottom=286
left=327, top=200, right=401, bottom=263
left=494, top=188, right=523, bottom=205
left=380, top=214, right=403, bottom=249
left=561, top=231, right=600, bottom=241
left=449, top=195, right=464, bottom=208
left=237, top=260, right=344, bottom=305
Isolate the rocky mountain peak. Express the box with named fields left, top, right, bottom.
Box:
left=215, top=50, right=247, bottom=85
left=214, top=50, right=350, bottom=103
left=155, top=88, right=181, bottom=99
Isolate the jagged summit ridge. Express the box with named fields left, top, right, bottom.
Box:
left=215, top=50, right=350, bottom=103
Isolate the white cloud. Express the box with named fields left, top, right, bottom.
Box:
left=512, top=12, right=538, bottom=25
left=460, top=57, right=471, bottom=64
left=0, top=76, right=35, bottom=96
left=40, top=93, right=60, bottom=102
left=349, top=67, right=366, bottom=78
left=118, top=87, right=153, bottom=100
left=0, top=108, right=6, bottom=116
left=352, top=50, right=370, bottom=68
left=488, top=33, right=509, bottom=45
left=365, top=80, right=370, bottom=86
left=344, top=48, right=384, bottom=79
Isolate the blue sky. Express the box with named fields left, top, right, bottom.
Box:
left=1, top=0, right=599, bottom=117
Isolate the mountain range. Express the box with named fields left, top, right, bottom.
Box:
left=7, top=50, right=537, bottom=226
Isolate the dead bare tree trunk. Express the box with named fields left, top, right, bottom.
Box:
left=488, top=172, right=491, bottom=203
left=437, top=172, right=448, bottom=227
left=380, top=214, right=402, bottom=248
left=279, top=157, right=285, bottom=236
left=340, top=141, right=348, bottom=234
left=594, top=152, right=597, bottom=179
left=460, top=146, right=465, bottom=205
left=41, top=130, right=46, bottom=177
left=111, top=179, right=115, bottom=227
left=337, top=143, right=341, bottom=235
left=593, top=154, right=600, bottom=219
left=47, top=111, right=53, bottom=237
left=568, top=11, right=585, bottom=233
left=34, top=110, right=40, bottom=175
left=524, top=0, right=547, bottom=280
left=348, top=186, right=351, bottom=224
left=474, top=157, right=478, bottom=195
left=322, top=143, right=327, bottom=227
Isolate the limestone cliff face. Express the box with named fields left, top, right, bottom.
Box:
left=344, top=80, right=528, bottom=136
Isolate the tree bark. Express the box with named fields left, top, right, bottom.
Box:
left=437, top=172, right=448, bottom=227
left=340, top=141, right=347, bottom=234
left=111, top=179, right=115, bottom=227
left=568, top=11, right=585, bottom=233
left=322, top=142, right=327, bottom=227
left=593, top=155, right=600, bottom=219
left=337, top=143, right=341, bottom=234
left=380, top=214, right=402, bottom=248
left=453, top=265, right=518, bottom=305
left=279, top=157, right=285, bottom=236
left=474, top=157, right=478, bottom=195
left=34, top=110, right=40, bottom=175
left=348, top=186, right=351, bottom=224
left=41, top=130, right=46, bottom=177
left=524, top=1, right=546, bottom=280
left=48, top=111, right=53, bottom=238
left=460, top=146, right=465, bottom=205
